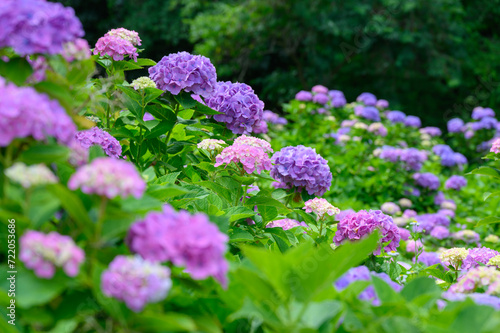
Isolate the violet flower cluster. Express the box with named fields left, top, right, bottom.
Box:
left=441, top=292, right=500, bottom=310
left=101, top=255, right=171, bottom=312
left=262, top=110, right=287, bottom=125
left=329, top=90, right=347, bottom=107
left=271, top=145, right=332, bottom=196
left=432, top=144, right=467, bottom=167
left=415, top=213, right=450, bottom=234
left=0, top=0, right=83, bottom=56
left=445, top=175, right=467, bottom=191
left=74, top=127, right=122, bottom=158
left=447, top=118, right=464, bottom=133
left=404, top=115, right=421, bottom=128
left=93, top=34, right=138, bottom=62
left=414, top=251, right=442, bottom=267
left=20, top=230, right=85, bottom=279
left=149, top=51, right=217, bottom=98
left=386, top=111, right=406, bottom=123
left=266, top=219, right=308, bottom=231
left=334, top=210, right=400, bottom=255
left=462, top=247, right=500, bottom=270
left=449, top=267, right=500, bottom=296
left=206, top=81, right=264, bottom=134
left=0, top=77, right=76, bottom=146
left=452, top=230, right=480, bottom=244
left=379, top=146, right=427, bottom=171
left=356, top=92, right=377, bottom=106
left=472, top=107, right=495, bottom=120
left=126, top=204, right=229, bottom=286
left=354, top=105, right=380, bottom=121
left=413, top=172, right=440, bottom=190
left=68, top=157, right=146, bottom=199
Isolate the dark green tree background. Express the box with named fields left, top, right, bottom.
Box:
left=57, top=0, right=500, bottom=127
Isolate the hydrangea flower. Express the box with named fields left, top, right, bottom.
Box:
left=312, top=93, right=329, bottom=104
left=485, top=235, right=500, bottom=244
left=252, top=120, right=268, bottom=134
left=368, top=122, right=388, bottom=136
left=0, top=77, right=76, bottom=146
left=126, top=204, right=228, bottom=286
left=471, top=117, right=498, bottom=131
left=413, top=173, right=440, bottom=190
left=490, top=138, right=500, bottom=154
left=398, top=198, right=412, bottom=208
left=215, top=144, right=272, bottom=174
left=404, top=116, right=421, bottom=128
left=406, top=240, right=423, bottom=254
left=19, top=230, right=85, bottom=279
left=197, top=139, right=226, bottom=153
left=462, top=247, right=500, bottom=270
left=415, top=251, right=441, bottom=267
left=0, top=0, right=83, bottom=56
left=105, top=28, right=141, bottom=46
left=376, top=99, right=389, bottom=109
left=441, top=292, right=500, bottom=310
left=262, top=110, right=287, bottom=125
left=206, top=81, right=264, bottom=134
left=488, top=255, right=500, bottom=267
left=303, top=198, right=340, bottom=220
left=445, top=175, right=467, bottom=190
left=93, top=35, right=138, bottom=61
left=74, top=127, right=122, bottom=158
left=439, top=247, right=469, bottom=269
left=233, top=135, right=272, bottom=153
left=399, top=148, right=427, bottom=171
left=271, top=145, right=332, bottom=196
left=472, top=107, right=495, bottom=120
left=335, top=266, right=402, bottom=306
left=266, top=219, right=308, bottom=230
left=452, top=230, right=480, bottom=244
left=295, top=91, right=313, bottom=101
left=62, top=38, right=91, bottom=62
left=356, top=92, right=377, bottom=106
left=430, top=226, right=450, bottom=240
left=335, top=209, right=355, bottom=222
left=441, top=200, right=457, bottom=211
left=420, top=127, right=442, bottom=137
left=149, top=52, right=217, bottom=98
left=68, top=157, right=146, bottom=199
left=354, top=106, right=380, bottom=121
left=386, top=111, right=406, bottom=123
left=101, top=255, right=171, bottom=312
left=334, top=210, right=400, bottom=255
left=131, top=77, right=157, bottom=90
left=26, top=55, right=48, bottom=83
left=311, top=85, right=328, bottom=94
left=415, top=213, right=450, bottom=233
left=5, top=162, right=57, bottom=188
left=328, top=90, right=347, bottom=107
left=447, top=118, right=464, bottom=133
left=398, top=227, right=410, bottom=241
left=449, top=267, right=500, bottom=295
left=381, top=202, right=401, bottom=215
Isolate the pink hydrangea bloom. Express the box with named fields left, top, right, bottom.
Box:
left=406, top=240, right=424, bottom=253
left=93, top=35, right=138, bottom=61
left=68, top=157, right=145, bottom=199
left=462, top=247, right=500, bottom=270
left=62, top=38, right=91, bottom=62
left=490, top=138, right=500, bottom=154
left=233, top=135, right=273, bottom=153
left=303, top=198, right=340, bottom=220
left=19, top=230, right=84, bottom=279
left=215, top=144, right=272, bottom=174
left=126, top=205, right=229, bottom=286
left=105, top=28, right=141, bottom=46
left=101, top=255, right=171, bottom=312
left=266, top=219, right=308, bottom=231
left=449, top=267, right=500, bottom=295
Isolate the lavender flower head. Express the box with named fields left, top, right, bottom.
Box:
left=311, top=85, right=328, bottom=94
left=19, top=230, right=84, bottom=279
left=334, top=210, right=400, bottom=255
left=149, top=51, right=217, bottom=98
left=356, top=92, right=377, bottom=106
left=453, top=230, right=480, bottom=244
left=271, top=145, right=332, bottom=196
left=406, top=240, right=423, bottom=254
left=354, top=106, right=380, bottom=121
left=93, top=35, right=138, bottom=61
left=441, top=291, right=500, bottom=310
left=376, top=99, right=389, bottom=109
left=206, top=81, right=264, bottom=134
left=262, top=110, right=287, bottom=125
left=472, top=107, right=495, bottom=120
left=101, top=255, right=171, bottom=312
left=126, top=204, right=229, bottom=286
left=430, top=226, right=450, bottom=240
left=335, top=209, right=355, bottom=222
left=449, top=267, right=500, bottom=295
left=5, top=162, right=57, bottom=188
left=415, top=213, right=450, bottom=233
left=303, top=198, right=340, bottom=220
left=386, top=111, right=406, bottom=123
left=68, top=157, right=146, bottom=199
left=413, top=173, right=440, bottom=190
left=266, top=219, right=308, bottom=231
left=399, top=148, right=427, bottom=171
left=295, top=91, right=313, bottom=101
left=471, top=117, right=498, bottom=131
left=462, top=247, right=500, bottom=270
left=381, top=202, right=401, bottom=215
left=328, top=90, right=347, bottom=107
left=0, top=0, right=83, bottom=56
left=398, top=227, right=410, bottom=241
left=74, top=127, right=122, bottom=158
left=252, top=120, right=268, bottom=134
left=62, top=38, right=91, bottom=62
left=420, top=127, right=442, bottom=137
left=233, top=135, right=272, bottom=153
left=105, top=28, right=141, bottom=46
left=404, top=116, right=421, bottom=128
left=445, top=175, right=467, bottom=191
left=215, top=144, right=272, bottom=174
left=0, top=77, right=76, bottom=146
left=447, top=118, right=464, bottom=133
left=415, top=251, right=441, bottom=267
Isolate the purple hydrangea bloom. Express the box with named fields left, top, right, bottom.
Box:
left=101, top=255, right=171, bottom=312
left=262, top=110, right=287, bottom=125
left=420, top=127, right=442, bottom=137
left=399, top=148, right=428, bottom=171
left=413, top=172, right=440, bottom=190
left=143, top=112, right=155, bottom=121
left=19, top=230, right=84, bottom=279
left=206, top=81, right=264, bottom=134
left=26, top=55, right=48, bottom=83
left=62, top=38, right=91, bottom=62
left=432, top=144, right=453, bottom=156
left=472, top=107, right=495, bottom=120
left=452, top=230, right=480, bottom=244
left=354, top=106, right=380, bottom=121
left=386, top=111, right=406, bottom=123
left=445, top=175, right=467, bottom=191
left=335, top=209, right=356, bottom=222
left=328, top=90, right=347, bottom=107
left=398, top=227, right=411, bottom=241
left=404, top=116, right=421, bottom=128
left=335, top=266, right=402, bottom=306
left=415, top=251, right=441, bottom=267
left=356, top=92, right=377, bottom=106
left=379, top=146, right=402, bottom=162
left=93, top=35, right=138, bottom=61
left=271, top=145, right=332, bottom=196
left=68, top=157, right=146, bottom=199
left=74, top=127, right=122, bottom=158
left=295, top=90, right=313, bottom=101
left=334, top=210, right=401, bottom=255
left=434, top=191, right=445, bottom=205
left=442, top=292, right=500, bottom=310
left=376, top=99, right=389, bottom=109
left=430, top=226, right=450, bottom=239
left=127, top=204, right=229, bottom=286
left=311, top=85, right=328, bottom=94
left=252, top=120, right=268, bottom=134
left=471, top=117, right=498, bottom=131
left=0, top=77, right=76, bottom=146
left=0, top=0, right=84, bottom=56
left=149, top=51, right=217, bottom=98
left=447, top=118, right=464, bottom=133
left=312, top=93, right=329, bottom=105
left=462, top=247, right=500, bottom=270
left=415, top=213, right=450, bottom=233
left=438, top=209, right=455, bottom=218
left=266, top=219, right=308, bottom=230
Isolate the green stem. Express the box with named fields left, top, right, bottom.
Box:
left=136, top=126, right=143, bottom=169
left=164, top=103, right=180, bottom=148
left=242, top=184, right=249, bottom=205
left=94, top=197, right=108, bottom=245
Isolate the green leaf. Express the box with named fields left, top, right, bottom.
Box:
left=88, top=145, right=106, bottom=161
left=257, top=205, right=278, bottom=223
left=197, top=181, right=233, bottom=203
left=130, top=313, right=197, bottom=332
left=449, top=305, right=495, bottom=333
left=192, top=102, right=223, bottom=115
left=466, top=166, right=500, bottom=180
left=400, top=277, right=441, bottom=302
left=27, top=188, right=61, bottom=228
left=476, top=216, right=500, bottom=227
left=117, top=85, right=142, bottom=102
left=174, top=91, right=197, bottom=110
left=134, top=58, right=157, bottom=67
left=229, top=228, right=255, bottom=242
left=144, top=87, right=164, bottom=104
left=371, top=275, right=402, bottom=304
left=19, top=144, right=70, bottom=164
left=145, top=104, right=176, bottom=123
left=300, top=300, right=342, bottom=329
left=224, top=206, right=256, bottom=222
left=144, top=120, right=175, bottom=139
left=146, top=184, right=189, bottom=200
left=154, top=172, right=182, bottom=185
left=121, top=194, right=163, bottom=214
left=245, top=196, right=291, bottom=214
left=113, top=60, right=143, bottom=71
left=0, top=57, right=33, bottom=85
left=33, top=81, right=73, bottom=109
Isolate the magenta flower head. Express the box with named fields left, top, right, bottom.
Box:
left=445, top=175, right=467, bottom=191
left=233, top=135, right=273, bottom=153
left=149, top=51, right=217, bottom=98
left=0, top=77, right=76, bottom=146
left=406, top=240, right=423, bottom=254
left=206, top=81, right=264, bottom=134
left=253, top=120, right=268, bottom=134
left=271, top=145, right=332, bottom=196
left=68, top=157, right=145, bottom=199
left=93, top=35, right=138, bottom=61
left=126, top=204, right=229, bottom=286
left=462, top=247, right=500, bottom=270
left=266, top=219, right=308, bottom=231
left=430, top=226, right=450, bottom=240
left=413, top=172, right=440, bottom=190
left=452, top=230, right=480, bottom=244
left=19, top=230, right=84, bottom=279
left=295, top=90, right=313, bottom=101
left=334, top=210, right=401, bottom=255
left=74, top=127, right=122, bottom=158
left=449, top=267, right=500, bottom=295
left=376, top=99, right=389, bottom=109
left=0, top=0, right=83, bottom=56
left=105, top=28, right=141, bottom=46
left=101, top=255, right=171, bottom=312
left=214, top=144, right=272, bottom=174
